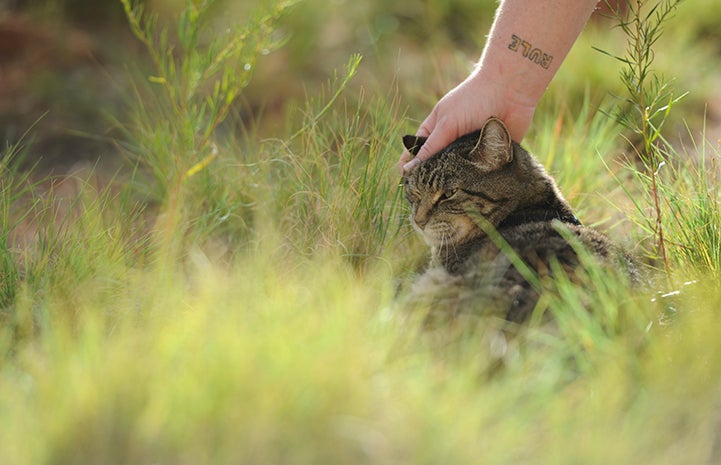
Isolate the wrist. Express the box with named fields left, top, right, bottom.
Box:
left=467, top=62, right=540, bottom=113
left=461, top=65, right=536, bottom=142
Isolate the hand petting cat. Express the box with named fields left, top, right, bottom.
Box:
left=399, top=0, right=600, bottom=174
left=398, top=70, right=536, bottom=173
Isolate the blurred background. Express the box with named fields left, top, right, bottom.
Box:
left=1, top=0, right=720, bottom=174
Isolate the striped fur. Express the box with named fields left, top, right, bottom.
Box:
left=402, top=118, right=636, bottom=324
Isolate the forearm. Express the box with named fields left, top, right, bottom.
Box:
left=473, top=0, right=599, bottom=109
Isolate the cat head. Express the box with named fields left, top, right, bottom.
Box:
left=402, top=117, right=541, bottom=248
left=402, top=117, right=513, bottom=174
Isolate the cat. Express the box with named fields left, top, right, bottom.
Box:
left=402, top=117, right=637, bottom=326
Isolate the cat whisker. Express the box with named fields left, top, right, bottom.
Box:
left=441, top=232, right=460, bottom=266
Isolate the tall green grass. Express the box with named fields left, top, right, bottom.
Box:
left=119, top=0, right=297, bottom=266
left=263, top=55, right=408, bottom=266
left=0, top=141, right=30, bottom=311
left=0, top=0, right=720, bottom=463
left=625, top=126, right=721, bottom=276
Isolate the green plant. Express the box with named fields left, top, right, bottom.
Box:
left=596, top=0, right=686, bottom=276
left=528, top=94, right=626, bottom=216
left=262, top=55, right=409, bottom=268
left=120, top=0, right=296, bottom=262
left=657, top=129, right=721, bottom=275
left=0, top=143, right=28, bottom=311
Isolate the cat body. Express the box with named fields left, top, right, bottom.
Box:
left=403, top=118, right=634, bottom=323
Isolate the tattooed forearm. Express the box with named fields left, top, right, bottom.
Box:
left=508, top=34, right=553, bottom=69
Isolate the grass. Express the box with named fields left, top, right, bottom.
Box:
left=1, top=0, right=721, bottom=463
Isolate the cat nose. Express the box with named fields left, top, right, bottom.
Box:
left=413, top=210, right=429, bottom=229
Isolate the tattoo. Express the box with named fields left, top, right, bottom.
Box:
left=508, top=34, right=553, bottom=69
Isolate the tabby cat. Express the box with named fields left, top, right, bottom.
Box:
left=402, top=117, right=636, bottom=324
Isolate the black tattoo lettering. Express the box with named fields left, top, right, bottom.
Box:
left=528, top=48, right=542, bottom=63
left=521, top=40, right=531, bottom=57
left=508, top=34, right=521, bottom=52
left=507, top=34, right=553, bottom=69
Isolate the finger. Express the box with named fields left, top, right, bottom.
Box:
left=415, top=112, right=436, bottom=139
left=415, top=125, right=432, bottom=139
left=403, top=128, right=451, bottom=173
left=401, top=117, right=444, bottom=173
left=398, top=115, right=435, bottom=174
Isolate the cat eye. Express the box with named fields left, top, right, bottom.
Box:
left=438, top=188, right=458, bottom=203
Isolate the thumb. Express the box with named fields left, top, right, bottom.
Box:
left=397, top=148, right=413, bottom=174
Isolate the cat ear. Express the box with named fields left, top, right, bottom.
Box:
left=402, top=135, right=428, bottom=157
left=469, top=117, right=513, bottom=171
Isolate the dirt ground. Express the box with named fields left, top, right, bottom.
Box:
left=0, top=10, right=140, bottom=254
left=0, top=10, right=132, bottom=176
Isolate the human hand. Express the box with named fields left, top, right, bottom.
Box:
left=399, top=70, right=536, bottom=174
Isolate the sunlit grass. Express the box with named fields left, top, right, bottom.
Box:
left=1, top=244, right=720, bottom=463
left=627, top=126, right=721, bottom=276
left=1, top=0, right=721, bottom=463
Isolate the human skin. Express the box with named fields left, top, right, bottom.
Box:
left=400, top=0, right=600, bottom=173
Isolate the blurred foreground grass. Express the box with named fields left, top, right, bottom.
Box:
left=2, top=248, right=721, bottom=464
left=1, top=0, right=721, bottom=463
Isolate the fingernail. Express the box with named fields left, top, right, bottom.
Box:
left=403, top=158, right=420, bottom=172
